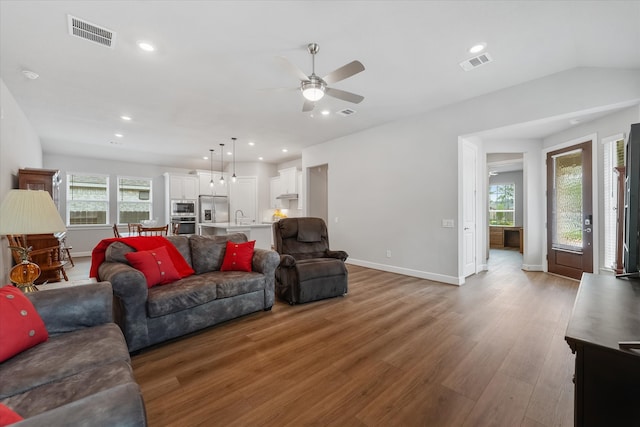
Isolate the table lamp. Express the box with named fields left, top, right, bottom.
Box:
left=0, top=189, right=67, bottom=292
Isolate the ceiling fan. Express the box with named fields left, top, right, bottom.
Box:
left=278, top=43, right=365, bottom=112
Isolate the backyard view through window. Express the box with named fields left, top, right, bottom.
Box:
left=489, top=183, right=515, bottom=226
left=67, top=173, right=109, bottom=225
left=118, top=177, right=152, bottom=224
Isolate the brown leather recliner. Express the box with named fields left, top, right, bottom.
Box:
left=272, top=217, right=348, bottom=304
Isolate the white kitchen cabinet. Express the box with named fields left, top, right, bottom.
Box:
left=278, top=167, right=298, bottom=194
left=198, top=170, right=228, bottom=196
left=168, top=174, right=198, bottom=200
left=229, top=176, right=257, bottom=223
left=270, top=176, right=285, bottom=209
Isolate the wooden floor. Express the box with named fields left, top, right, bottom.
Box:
left=70, top=250, right=578, bottom=426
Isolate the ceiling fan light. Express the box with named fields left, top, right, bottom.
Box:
left=301, top=81, right=325, bottom=101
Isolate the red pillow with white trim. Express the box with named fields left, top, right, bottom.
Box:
left=0, top=403, right=23, bottom=425
left=0, top=285, right=49, bottom=363
left=125, top=246, right=181, bottom=288
left=220, top=240, right=255, bottom=272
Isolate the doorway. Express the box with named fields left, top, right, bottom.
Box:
left=546, top=141, right=593, bottom=279
left=486, top=153, right=524, bottom=267
left=308, top=164, right=328, bottom=224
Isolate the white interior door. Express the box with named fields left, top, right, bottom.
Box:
left=463, top=142, right=477, bottom=277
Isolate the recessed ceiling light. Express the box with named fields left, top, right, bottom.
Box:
left=258, top=157, right=263, bottom=161
left=569, top=118, right=581, bottom=125
left=138, top=41, right=155, bottom=52
left=114, top=133, right=123, bottom=138
left=469, top=43, right=486, bottom=54
left=248, top=142, right=255, bottom=146
left=227, top=151, right=232, bottom=156
left=282, top=149, right=288, bottom=153
left=203, top=156, right=209, bottom=160
left=121, top=115, right=132, bottom=121
left=22, top=70, right=39, bottom=80
left=321, top=110, right=330, bottom=116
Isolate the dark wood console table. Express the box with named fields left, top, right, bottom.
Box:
left=564, top=273, right=640, bottom=426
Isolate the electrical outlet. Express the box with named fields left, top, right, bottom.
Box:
left=386, top=249, right=392, bottom=258
left=442, top=219, right=455, bottom=228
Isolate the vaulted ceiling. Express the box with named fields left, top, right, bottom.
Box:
left=1, top=1, right=639, bottom=169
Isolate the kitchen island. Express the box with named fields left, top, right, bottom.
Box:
left=198, top=223, right=273, bottom=250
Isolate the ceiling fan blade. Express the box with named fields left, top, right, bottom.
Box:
left=325, top=88, right=364, bottom=104
left=302, top=100, right=315, bottom=112
left=276, top=56, right=309, bottom=82
left=322, top=60, right=365, bottom=85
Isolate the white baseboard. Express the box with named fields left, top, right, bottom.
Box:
left=71, top=251, right=92, bottom=257
left=522, top=264, right=543, bottom=271
left=346, top=259, right=462, bottom=286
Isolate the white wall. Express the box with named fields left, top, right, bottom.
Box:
left=0, top=79, right=44, bottom=282
left=303, top=67, right=640, bottom=284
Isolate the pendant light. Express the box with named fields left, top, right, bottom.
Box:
left=209, top=149, right=214, bottom=187
left=231, top=137, right=237, bottom=183
left=219, top=143, right=225, bottom=185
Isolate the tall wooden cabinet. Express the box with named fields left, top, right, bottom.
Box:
left=18, top=168, right=66, bottom=284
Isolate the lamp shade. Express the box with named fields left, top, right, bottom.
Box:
left=0, top=190, right=66, bottom=235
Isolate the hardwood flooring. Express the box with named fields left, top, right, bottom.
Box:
left=69, top=250, right=578, bottom=426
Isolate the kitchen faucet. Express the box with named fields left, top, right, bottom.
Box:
left=234, top=209, right=245, bottom=225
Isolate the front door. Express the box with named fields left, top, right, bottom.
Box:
left=546, top=141, right=593, bottom=279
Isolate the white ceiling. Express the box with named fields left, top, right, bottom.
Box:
left=1, top=1, right=639, bottom=170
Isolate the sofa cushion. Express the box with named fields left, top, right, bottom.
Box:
left=296, top=258, right=348, bottom=282
left=2, top=361, right=135, bottom=419
left=0, top=285, right=48, bottom=363
left=215, top=271, right=266, bottom=298
left=125, top=246, right=181, bottom=288
left=221, top=240, right=255, bottom=272
left=146, top=274, right=218, bottom=318
left=165, top=235, right=192, bottom=268
left=0, top=323, right=129, bottom=399
left=189, top=233, right=248, bottom=274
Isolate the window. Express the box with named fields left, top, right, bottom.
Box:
left=603, top=135, right=625, bottom=270
left=489, top=183, right=515, bottom=226
left=67, top=173, right=109, bottom=225
left=118, top=177, right=152, bottom=224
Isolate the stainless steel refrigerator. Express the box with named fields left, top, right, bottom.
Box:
left=199, top=195, right=229, bottom=223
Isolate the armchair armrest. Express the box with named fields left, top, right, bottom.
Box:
left=326, top=250, right=349, bottom=262
left=26, top=282, right=113, bottom=335
left=278, top=254, right=297, bottom=268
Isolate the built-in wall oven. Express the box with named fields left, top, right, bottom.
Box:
left=171, top=216, right=196, bottom=235
left=170, top=200, right=196, bottom=217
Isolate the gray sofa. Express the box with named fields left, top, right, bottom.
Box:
left=0, top=283, right=147, bottom=427
left=98, top=233, right=280, bottom=352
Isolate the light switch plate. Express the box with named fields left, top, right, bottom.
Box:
left=442, top=219, right=455, bottom=228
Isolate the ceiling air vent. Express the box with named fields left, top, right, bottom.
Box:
left=67, top=15, right=115, bottom=48
left=459, top=53, right=493, bottom=71
left=337, top=108, right=357, bottom=117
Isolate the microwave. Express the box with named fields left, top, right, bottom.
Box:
left=171, top=200, right=196, bottom=217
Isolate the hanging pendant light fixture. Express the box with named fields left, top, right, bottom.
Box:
left=231, top=137, right=237, bottom=183
left=209, top=149, right=214, bottom=187
left=219, top=143, right=225, bottom=185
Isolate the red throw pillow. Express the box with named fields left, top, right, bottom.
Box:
left=0, top=285, right=49, bottom=363
left=220, top=240, right=255, bottom=272
left=0, top=403, right=23, bottom=426
left=125, top=246, right=181, bottom=288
